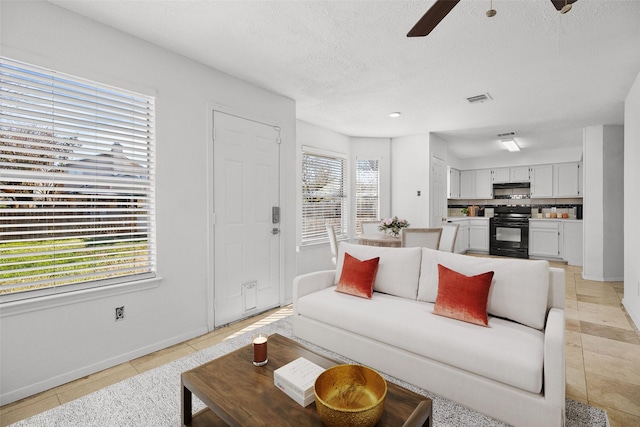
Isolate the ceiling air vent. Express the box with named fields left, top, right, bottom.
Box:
left=466, top=93, right=492, bottom=104
left=497, top=131, right=517, bottom=138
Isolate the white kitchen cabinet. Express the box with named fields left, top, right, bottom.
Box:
left=491, top=168, right=510, bottom=183
left=460, top=170, right=475, bottom=198
left=459, top=169, right=492, bottom=199
left=448, top=167, right=461, bottom=199
left=468, top=219, right=489, bottom=252
left=492, top=166, right=529, bottom=183
left=530, top=165, right=553, bottom=198
left=529, top=220, right=561, bottom=258
left=554, top=162, right=581, bottom=197
left=529, top=219, right=583, bottom=265
left=562, top=221, right=583, bottom=266
left=510, top=166, right=530, bottom=182
left=474, top=169, right=493, bottom=199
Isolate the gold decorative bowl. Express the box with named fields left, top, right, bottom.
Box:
left=314, top=364, right=387, bottom=427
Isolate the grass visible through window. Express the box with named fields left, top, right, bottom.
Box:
left=0, top=239, right=150, bottom=294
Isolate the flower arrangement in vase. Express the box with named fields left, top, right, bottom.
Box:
left=379, top=216, right=410, bottom=237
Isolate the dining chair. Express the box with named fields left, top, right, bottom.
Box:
left=401, top=228, right=443, bottom=249
left=438, top=223, right=460, bottom=252
left=360, top=220, right=382, bottom=235
left=326, top=224, right=339, bottom=266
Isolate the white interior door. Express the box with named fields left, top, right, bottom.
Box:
left=430, top=156, right=446, bottom=227
left=213, top=111, right=280, bottom=327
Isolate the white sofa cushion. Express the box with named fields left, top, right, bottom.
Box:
left=297, top=287, right=544, bottom=394
left=335, top=242, right=422, bottom=300
left=417, top=248, right=550, bottom=330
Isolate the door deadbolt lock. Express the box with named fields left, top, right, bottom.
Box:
left=272, top=228, right=280, bottom=235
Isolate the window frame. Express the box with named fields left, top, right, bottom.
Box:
left=0, top=57, right=157, bottom=302
left=301, top=147, right=348, bottom=246
left=355, top=157, right=380, bottom=234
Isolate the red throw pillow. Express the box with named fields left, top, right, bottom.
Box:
left=433, top=264, right=495, bottom=326
left=336, top=252, right=380, bottom=299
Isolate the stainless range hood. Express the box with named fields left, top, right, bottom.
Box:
left=493, top=182, right=531, bottom=190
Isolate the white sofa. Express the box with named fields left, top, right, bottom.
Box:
left=293, top=242, right=565, bottom=427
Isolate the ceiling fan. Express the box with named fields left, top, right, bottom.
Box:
left=407, top=0, right=579, bottom=38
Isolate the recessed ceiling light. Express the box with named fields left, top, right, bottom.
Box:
left=389, top=112, right=401, bottom=118
left=501, top=138, right=520, bottom=152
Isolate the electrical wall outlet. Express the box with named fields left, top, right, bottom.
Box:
left=115, top=306, right=125, bottom=321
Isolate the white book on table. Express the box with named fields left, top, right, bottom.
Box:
left=274, top=357, right=325, bottom=407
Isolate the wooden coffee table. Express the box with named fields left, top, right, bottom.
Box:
left=181, top=333, right=432, bottom=426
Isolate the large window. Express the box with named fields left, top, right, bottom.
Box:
left=0, top=57, right=156, bottom=299
left=301, top=149, right=347, bottom=244
left=355, top=159, right=380, bottom=234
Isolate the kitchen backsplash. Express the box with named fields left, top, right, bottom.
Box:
left=448, top=196, right=583, bottom=218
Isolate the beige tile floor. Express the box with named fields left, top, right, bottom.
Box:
left=2, top=262, right=640, bottom=426
left=560, top=262, right=640, bottom=427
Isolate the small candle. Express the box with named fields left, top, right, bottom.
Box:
left=252, top=334, right=268, bottom=366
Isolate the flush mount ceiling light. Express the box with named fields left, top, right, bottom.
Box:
left=466, top=93, right=492, bottom=104
left=501, top=138, right=520, bottom=152
left=389, top=112, right=402, bottom=118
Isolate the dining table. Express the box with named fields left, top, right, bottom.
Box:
left=357, top=233, right=402, bottom=248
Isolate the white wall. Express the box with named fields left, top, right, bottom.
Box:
left=390, top=134, right=430, bottom=226
left=389, top=133, right=448, bottom=228
left=603, top=126, right=625, bottom=279
left=582, top=125, right=624, bottom=282
left=583, top=126, right=605, bottom=280
left=295, top=120, right=350, bottom=275
left=624, top=71, right=640, bottom=329
left=0, top=1, right=296, bottom=404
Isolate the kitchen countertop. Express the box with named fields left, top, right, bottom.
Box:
left=529, top=218, right=582, bottom=222
left=447, top=217, right=583, bottom=222
left=447, top=217, right=490, bottom=221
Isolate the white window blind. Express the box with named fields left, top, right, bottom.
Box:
left=0, top=57, right=156, bottom=297
left=301, top=150, right=347, bottom=244
left=355, top=159, right=380, bottom=234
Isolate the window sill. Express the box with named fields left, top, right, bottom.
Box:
left=299, top=237, right=350, bottom=249
left=0, top=276, right=163, bottom=318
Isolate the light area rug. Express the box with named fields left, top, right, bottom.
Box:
left=12, top=316, right=608, bottom=427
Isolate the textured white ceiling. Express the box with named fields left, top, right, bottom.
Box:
left=48, top=0, right=640, bottom=159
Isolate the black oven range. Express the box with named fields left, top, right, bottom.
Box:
left=489, top=206, right=532, bottom=259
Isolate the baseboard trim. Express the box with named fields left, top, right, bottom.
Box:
left=622, top=298, right=640, bottom=330
left=581, top=273, right=624, bottom=282
left=0, top=326, right=208, bottom=406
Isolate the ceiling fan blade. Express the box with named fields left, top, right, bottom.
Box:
left=407, top=0, right=461, bottom=38
left=550, top=0, right=578, bottom=11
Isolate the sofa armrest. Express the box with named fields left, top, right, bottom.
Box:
left=548, top=267, right=566, bottom=310
left=292, top=270, right=336, bottom=315
left=544, top=307, right=566, bottom=419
